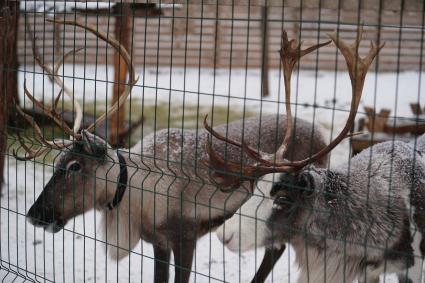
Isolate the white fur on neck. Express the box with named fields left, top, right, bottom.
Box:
left=100, top=192, right=141, bottom=261
left=216, top=174, right=276, bottom=252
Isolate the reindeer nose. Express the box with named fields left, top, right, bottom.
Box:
left=26, top=205, right=48, bottom=227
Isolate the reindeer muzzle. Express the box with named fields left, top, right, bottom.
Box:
left=26, top=203, right=65, bottom=233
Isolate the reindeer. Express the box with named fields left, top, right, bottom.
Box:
left=18, top=19, right=330, bottom=282
left=217, top=170, right=422, bottom=283
left=232, top=150, right=425, bottom=283
left=204, top=29, right=411, bottom=282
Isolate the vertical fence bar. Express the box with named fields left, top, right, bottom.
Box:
left=260, top=5, right=269, bottom=97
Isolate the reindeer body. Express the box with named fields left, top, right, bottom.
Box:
left=234, top=136, right=425, bottom=283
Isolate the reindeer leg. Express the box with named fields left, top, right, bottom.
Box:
left=172, top=238, right=195, bottom=283
left=251, top=245, right=286, bottom=283
left=154, top=245, right=171, bottom=283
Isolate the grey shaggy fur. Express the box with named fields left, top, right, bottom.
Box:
left=259, top=135, right=425, bottom=283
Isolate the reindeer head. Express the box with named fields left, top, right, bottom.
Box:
left=15, top=19, right=138, bottom=233
left=206, top=27, right=384, bottom=249
left=26, top=131, right=122, bottom=232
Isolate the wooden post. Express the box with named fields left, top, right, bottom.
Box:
left=260, top=5, right=269, bottom=97
left=0, top=1, right=19, bottom=186
left=364, top=106, right=391, bottom=133
left=110, top=3, right=132, bottom=147
left=410, top=103, right=423, bottom=116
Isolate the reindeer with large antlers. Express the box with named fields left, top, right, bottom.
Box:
left=19, top=20, right=332, bottom=283
left=213, top=29, right=425, bottom=282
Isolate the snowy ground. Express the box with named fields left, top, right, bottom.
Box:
left=1, top=66, right=423, bottom=282
left=19, top=64, right=425, bottom=118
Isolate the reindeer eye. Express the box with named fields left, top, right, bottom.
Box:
left=67, top=162, right=81, bottom=172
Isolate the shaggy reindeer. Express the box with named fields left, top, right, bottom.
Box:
left=18, top=20, right=329, bottom=282
left=204, top=29, right=399, bottom=282
left=219, top=137, right=425, bottom=283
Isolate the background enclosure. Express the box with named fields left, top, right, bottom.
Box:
left=0, top=0, right=424, bottom=282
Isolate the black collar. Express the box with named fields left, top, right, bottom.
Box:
left=106, top=151, right=128, bottom=210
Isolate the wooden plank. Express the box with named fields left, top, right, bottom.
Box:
left=16, top=11, right=425, bottom=72
left=10, top=0, right=425, bottom=12
left=110, top=3, right=131, bottom=146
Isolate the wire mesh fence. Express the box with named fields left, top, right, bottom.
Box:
left=1, top=0, right=425, bottom=282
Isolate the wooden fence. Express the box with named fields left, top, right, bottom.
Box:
left=17, top=3, right=424, bottom=71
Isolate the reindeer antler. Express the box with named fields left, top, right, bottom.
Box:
left=46, top=19, right=138, bottom=133
left=277, top=32, right=332, bottom=162
left=287, top=27, right=384, bottom=168
left=27, top=22, right=84, bottom=135
left=14, top=19, right=138, bottom=160
left=204, top=26, right=384, bottom=191
left=13, top=47, right=79, bottom=159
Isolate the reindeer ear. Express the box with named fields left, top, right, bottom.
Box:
left=81, top=130, right=108, bottom=157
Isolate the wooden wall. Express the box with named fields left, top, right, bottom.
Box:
left=17, top=2, right=424, bottom=71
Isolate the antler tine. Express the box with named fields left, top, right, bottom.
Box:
left=53, top=89, right=63, bottom=111
left=47, top=19, right=139, bottom=133
left=203, top=138, right=290, bottom=192
left=28, top=23, right=84, bottom=137
left=327, top=26, right=384, bottom=89
left=276, top=30, right=331, bottom=162
left=285, top=25, right=384, bottom=168
left=23, top=80, right=75, bottom=137
left=52, top=47, right=85, bottom=132
left=203, top=115, right=277, bottom=166
left=364, top=40, right=385, bottom=71
left=203, top=113, right=286, bottom=192
left=54, top=47, right=84, bottom=134
left=15, top=104, right=71, bottom=150
left=46, top=49, right=84, bottom=135
left=12, top=132, right=49, bottom=161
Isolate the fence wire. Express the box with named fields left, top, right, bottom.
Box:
left=1, top=0, right=425, bottom=282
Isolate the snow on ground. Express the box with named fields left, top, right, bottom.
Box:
left=19, top=65, right=425, bottom=118
left=1, top=66, right=422, bottom=282
left=20, top=1, right=114, bottom=13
